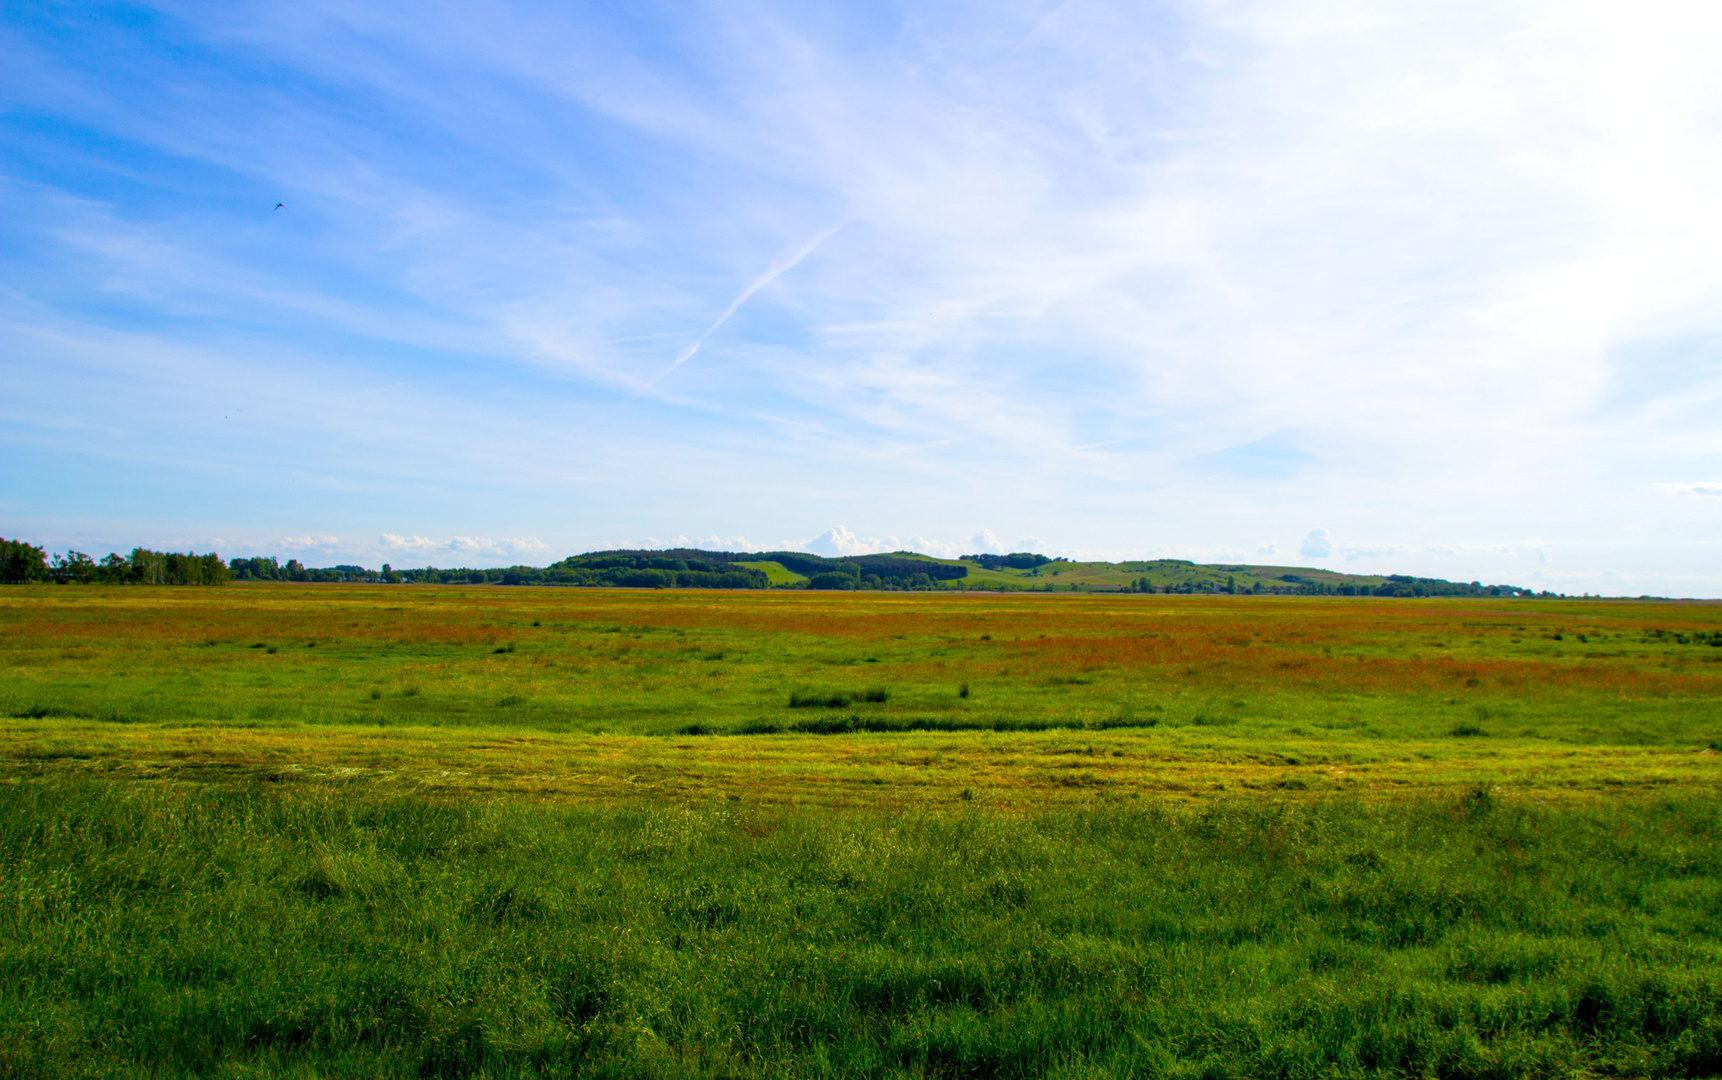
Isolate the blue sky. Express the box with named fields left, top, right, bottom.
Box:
left=3, top=0, right=1721, bottom=594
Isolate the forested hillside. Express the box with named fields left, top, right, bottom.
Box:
left=2, top=535, right=1565, bottom=596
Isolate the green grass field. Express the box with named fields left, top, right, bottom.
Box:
left=3, top=585, right=1720, bottom=1077
left=735, top=561, right=811, bottom=587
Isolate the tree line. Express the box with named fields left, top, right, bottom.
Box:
left=229, top=557, right=405, bottom=584
left=536, top=550, right=969, bottom=590
left=1, top=538, right=229, bottom=585
left=0, top=537, right=1551, bottom=597
left=1118, top=573, right=1534, bottom=597
left=1307, top=574, right=1533, bottom=598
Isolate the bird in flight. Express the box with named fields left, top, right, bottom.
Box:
left=274, top=203, right=284, bottom=210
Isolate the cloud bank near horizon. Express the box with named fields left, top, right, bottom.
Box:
left=3, top=0, right=1720, bottom=594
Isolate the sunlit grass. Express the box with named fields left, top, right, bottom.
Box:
left=5, top=586, right=1721, bottom=727
left=2, top=781, right=1719, bottom=1078
left=3, top=585, right=1721, bottom=1076
left=3, top=585, right=1718, bottom=799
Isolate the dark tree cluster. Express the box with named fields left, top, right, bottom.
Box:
left=807, top=571, right=858, bottom=591
left=102, top=549, right=228, bottom=585
left=543, top=552, right=770, bottom=589
left=1372, top=575, right=1530, bottom=598
left=963, top=552, right=1053, bottom=570
left=231, top=558, right=400, bottom=584
left=1160, top=579, right=1229, bottom=594
left=758, top=551, right=966, bottom=588
left=224, top=550, right=966, bottom=590
left=839, top=554, right=967, bottom=582
left=558, top=549, right=759, bottom=570
left=1, top=538, right=229, bottom=585
left=81, top=549, right=229, bottom=585
left=1, top=538, right=47, bottom=583
left=1326, top=575, right=1530, bottom=598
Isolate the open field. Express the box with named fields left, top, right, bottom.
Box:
left=3, top=586, right=1721, bottom=1077
left=3, top=585, right=1720, bottom=800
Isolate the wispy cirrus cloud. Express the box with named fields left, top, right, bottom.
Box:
left=657, top=217, right=852, bottom=380
left=6, top=0, right=1722, bottom=592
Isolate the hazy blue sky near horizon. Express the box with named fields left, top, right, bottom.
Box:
left=3, top=0, right=1721, bottom=594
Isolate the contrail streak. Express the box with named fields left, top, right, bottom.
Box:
left=657, top=217, right=852, bottom=380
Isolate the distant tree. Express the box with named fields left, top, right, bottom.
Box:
left=1, top=539, right=48, bottom=583
left=229, top=556, right=283, bottom=581
left=965, top=552, right=1051, bottom=571
left=49, top=551, right=97, bottom=584
left=97, top=553, right=129, bottom=584
left=131, top=548, right=165, bottom=585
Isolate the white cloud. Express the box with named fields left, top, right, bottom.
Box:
left=967, top=530, right=1003, bottom=555
left=379, top=533, right=440, bottom=553
left=901, top=535, right=966, bottom=559
left=801, top=526, right=893, bottom=557
left=798, top=527, right=992, bottom=559
left=1653, top=481, right=1722, bottom=496
left=1299, top=529, right=1333, bottom=559
left=280, top=534, right=341, bottom=552
left=447, top=536, right=549, bottom=557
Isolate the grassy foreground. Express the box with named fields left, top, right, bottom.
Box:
left=4, top=781, right=1720, bottom=1079
left=3, top=586, right=1722, bottom=1076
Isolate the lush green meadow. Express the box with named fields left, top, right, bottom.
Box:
left=3, top=585, right=1721, bottom=1076
left=4, top=584, right=1720, bottom=802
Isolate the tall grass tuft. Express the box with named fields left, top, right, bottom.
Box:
left=788, top=690, right=851, bottom=708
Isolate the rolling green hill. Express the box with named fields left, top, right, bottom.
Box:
left=847, top=550, right=1528, bottom=598
left=734, top=560, right=808, bottom=586
left=215, top=544, right=1536, bottom=597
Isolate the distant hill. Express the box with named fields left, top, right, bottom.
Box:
left=945, top=553, right=1531, bottom=597
left=376, top=547, right=1537, bottom=597
left=0, top=534, right=1552, bottom=596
